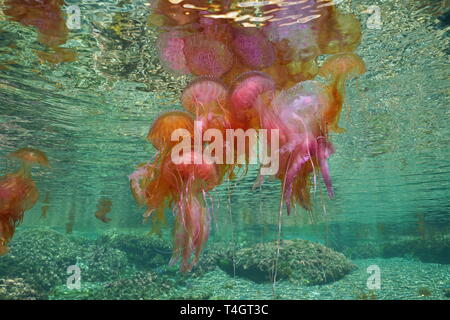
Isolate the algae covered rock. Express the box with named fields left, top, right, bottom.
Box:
left=217, top=239, right=356, bottom=285
left=382, top=238, right=450, bottom=264
left=0, top=229, right=130, bottom=293
left=93, top=271, right=177, bottom=300
left=97, top=233, right=172, bottom=269
left=0, top=278, right=45, bottom=300
left=78, top=245, right=129, bottom=282
left=0, top=229, right=79, bottom=292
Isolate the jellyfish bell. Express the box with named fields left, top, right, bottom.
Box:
left=274, top=80, right=332, bottom=135
left=229, top=71, right=276, bottom=128
left=319, top=53, right=366, bottom=80
left=4, top=0, right=76, bottom=63
left=182, top=77, right=228, bottom=115
left=147, top=111, right=195, bottom=152
left=8, top=147, right=50, bottom=169
left=231, top=27, right=275, bottom=70
left=263, top=0, right=324, bottom=61
left=157, top=30, right=190, bottom=75
left=198, top=13, right=233, bottom=44
left=183, top=33, right=234, bottom=77
left=230, top=71, right=276, bottom=111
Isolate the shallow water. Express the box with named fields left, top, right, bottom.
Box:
left=0, top=0, right=449, bottom=300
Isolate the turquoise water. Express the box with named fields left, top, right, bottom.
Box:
left=0, top=0, right=449, bottom=300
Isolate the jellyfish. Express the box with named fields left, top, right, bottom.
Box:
left=183, top=33, right=234, bottom=77
left=263, top=0, right=326, bottom=61
left=255, top=81, right=335, bottom=213
left=136, top=111, right=196, bottom=234
left=0, top=148, right=49, bottom=254
left=161, top=150, right=220, bottom=271
left=262, top=0, right=344, bottom=84
left=158, top=30, right=191, bottom=75
left=231, top=27, right=275, bottom=70
left=3, top=0, right=76, bottom=63
left=129, top=161, right=158, bottom=208
left=229, top=71, right=276, bottom=129
left=198, top=13, right=233, bottom=44
left=317, top=12, right=362, bottom=55
left=181, top=77, right=230, bottom=130
left=95, top=197, right=112, bottom=223
left=147, top=111, right=195, bottom=156
left=319, top=53, right=365, bottom=133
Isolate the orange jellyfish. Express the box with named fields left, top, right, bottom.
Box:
left=136, top=111, right=196, bottom=234
left=147, top=110, right=195, bottom=157
left=138, top=108, right=221, bottom=270
left=318, top=12, right=362, bottom=55
left=161, top=151, right=220, bottom=271
left=319, top=53, right=366, bottom=133
left=3, top=0, right=76, bottom=63
left=95, top=197, right=112, bottom=223
left=181, top=77, right=231, bottom=131
left=0, top=148, right=49, bottom=254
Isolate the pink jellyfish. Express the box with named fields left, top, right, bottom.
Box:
left=255, top=80, right=335, bottom=213
left=229, top=71, right=276, bottom=130
left=183, top=33, right=234, bottom=77
left=232, top=27, right=275, bottom=70
left=158, top=30, right=190, bottom=75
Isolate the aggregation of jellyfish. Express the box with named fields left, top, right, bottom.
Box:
left=0, top=148, right=50, bottom=255
left=128, top=0, right=366, bottom=271
left=0, top=0, right=365, bottom=271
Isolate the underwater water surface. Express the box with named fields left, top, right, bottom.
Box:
left=0, top=0, right=449, bottom=300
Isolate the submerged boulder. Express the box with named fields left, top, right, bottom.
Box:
left=382, top=237, right=450, bottom=264
left=97, top=233, right=173, bottom=269
left=0, top=278, right=45, bottom=300
left=217, top=239, right=356, bottom=285
left=0, top=228, right=129, bottom=294
left=78, top=245, right=129, bottom=282
left=0, top=229, right=79, bottom=292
